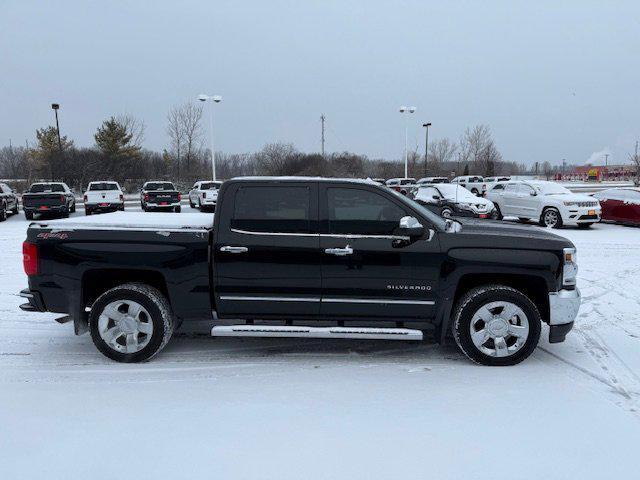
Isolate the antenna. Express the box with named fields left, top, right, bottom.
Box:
left=320, top=114, right=326, bottom=157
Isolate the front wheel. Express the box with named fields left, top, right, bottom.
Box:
left=540, top=207, right=563, bottom=228
left=25, top=211, right=34, bottom=220
left=70, top=202, right=76, bottom=213
left=441, top=207, right=453, bottom=218
left=89, top=283, right=174, bottom=363
left=175, top=205, right=181, bottom=213
left=453, top=285, right=541, bottom=366
left=492, top=205, right=503, bottom=220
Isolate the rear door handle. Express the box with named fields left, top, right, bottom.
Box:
left=220, top=246, right=248, bottom=254
left=324, top=246, right=353, bottom=256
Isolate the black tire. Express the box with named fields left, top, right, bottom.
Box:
left=175, top=206, right=181, bottom=213
left=492, top=205, right=503, bottom=220
left=11, top=203, right=19, bottom=214
left=119, top=204, right=125, bottom=211
left=198, top=200, right=202, bottom=210
left=89, top=283, right=174, bottom=363
left=189, top=198, right=196, bottom=208
left=540, top=207, right=563, bottom=228
left=25, top=211, right=34, bottom=220
left=0, top=203, right=6, bottom=222
left=452, top=285, right=542, bottom=366
left=85, top=208, right=92, bottom=216
left=70, top=202, right=76, bottom=213
left=61, top=209, right=70, bottom=218
left=578, top=223, right=593, bottom=229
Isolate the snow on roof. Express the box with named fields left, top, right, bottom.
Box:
left=230, top=176, right=378, bottom=185
left=32, top=212, right=213, bottom=231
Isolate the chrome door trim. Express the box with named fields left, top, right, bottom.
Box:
left=322, top=298, right=435, bottom=305
left=219, top=296, right=321, bottom=302
left=230, top=227, right=436, bottom=242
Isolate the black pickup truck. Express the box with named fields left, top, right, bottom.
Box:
left=22, top=182, right=76, bottom=219
left=20, top=177, right=581, bottom=366
left=140, top=181, right=182, bottom=212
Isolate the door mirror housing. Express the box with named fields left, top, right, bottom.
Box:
left=530, top=190, right=537, bottom=196
left=396, top=216, right=425, bottom=237
left=432, top=195, right=441, bottom=200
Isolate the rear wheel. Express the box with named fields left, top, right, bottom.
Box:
left=175, top=205, right=181, bottom=213
left=540, top=207, right=563, bottom=228
left=85, top=208, right=92, bottom=216
left=89, top=283, right=174, bottom=363
left=453, top=285, right=541, bottom=366
left=492, top=205, right=503, bottom=220
left=441, top=207, right=453, bottom=218
left=0, top=203, right=6, bottom=222
left=11, top=203, right=18, bottom=214
left=189, top=198, right=196, bottom=208
left=25, top=211, right=34, bottom=220
left=70, top=202, right=76, bottom=213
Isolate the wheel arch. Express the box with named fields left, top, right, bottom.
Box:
left=438, top=272, right=550, bottom=343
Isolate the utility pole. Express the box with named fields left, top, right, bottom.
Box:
left=604, top=153, right=609, bottom=167
left=320, top=114, right=325, bottom=157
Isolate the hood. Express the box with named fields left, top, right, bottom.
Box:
left=545, top=192, right=595, bottom=202
left=446, top=218, right=574, bottom=251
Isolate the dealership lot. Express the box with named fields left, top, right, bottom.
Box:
left=1, top=210, right=639, bottom=479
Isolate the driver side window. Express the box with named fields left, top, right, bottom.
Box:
left=327, top=187, right=408, bottom=236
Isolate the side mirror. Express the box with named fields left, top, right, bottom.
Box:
left=530, top=191, right=537, bottom=196
left=396, top=216, right=425, bottom=237
left=432, top=195, right=441, bottom=200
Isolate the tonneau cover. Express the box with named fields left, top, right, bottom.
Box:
left=31, top=212, right=213, bottom=231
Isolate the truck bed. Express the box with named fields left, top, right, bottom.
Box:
left=26, top=212, right=213, bottom=333
left=31, top=211, right=213, bottom=231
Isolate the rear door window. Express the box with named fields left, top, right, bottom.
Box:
left=232, top=186, right=311, bottom=234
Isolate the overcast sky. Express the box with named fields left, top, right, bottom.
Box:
left=1, top=0, right=639, bottom=166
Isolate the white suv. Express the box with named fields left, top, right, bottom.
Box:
left=486, top=180, right=601, bottom=228
left=188, top=181, right=222, bottom=212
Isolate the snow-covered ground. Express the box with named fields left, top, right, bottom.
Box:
left=1, top=207, right=639, bottom=479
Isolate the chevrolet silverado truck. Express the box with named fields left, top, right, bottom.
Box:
left=22, top=182, right=76, bottom=219
left=19, top=177, right=581, bottom=366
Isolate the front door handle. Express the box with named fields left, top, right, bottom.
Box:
left=324, top=246, right=353, bottom=256
left=220, top=246, right=248, bottom=254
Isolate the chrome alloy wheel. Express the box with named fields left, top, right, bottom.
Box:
left=543, top=209, right=560, bottom=227
left=98, top=300, right=153, bottom=354
left=469, top=301, right=530, bottom=358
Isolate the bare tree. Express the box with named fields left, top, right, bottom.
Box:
left=166, top=106, right=185, bottom=176
left=428, top=138, right=457, bottom=175
left=117, top=114, right=145, bottom=148
left=179, top=103, right=204, bottom=173
left=629, top=141, right=640, bottom=186
left=257, top=143, right=297, bottom=175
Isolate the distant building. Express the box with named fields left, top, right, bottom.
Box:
left=557, top=164, right=636, bottom=182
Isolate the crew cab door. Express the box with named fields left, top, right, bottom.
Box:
left=319, top=184, right=440, bottom=319
left=213, top=182, right=321, bottom=317
left=499, top=183, right=519, bottom=216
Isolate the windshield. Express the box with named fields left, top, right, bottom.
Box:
left=201, top=182, right=222, bottom=190
left=533, top=183, right=571, bottom=195
left=400, top=178, right=416, bottom=185
left=436, top=184, right=478, bottom=201
left=89, top=182, right=118, bottom=191
left=29, top=183, right=64, bottom=193
left=145, top=182, right=175, bottom=191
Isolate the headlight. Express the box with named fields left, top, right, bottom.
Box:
left=562, top=247, right=578, bottom=287
left=458, top=203, right=473, bottom=211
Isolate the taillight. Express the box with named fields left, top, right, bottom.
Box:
left=178, top=192, right=182, bottom=201
left=23, top=242, right=39, bottom=276
left=119, top=194, right=124, bottom=201
left=144, top=193, right=149, bottom=202
left=60, top=195, right=65, bottom=202
left=83, top=194, right=88, bottom=202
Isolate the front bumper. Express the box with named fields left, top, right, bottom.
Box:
left=565, top=206, right=601, bottom=224
left=547, top=288, right=580, bottom=343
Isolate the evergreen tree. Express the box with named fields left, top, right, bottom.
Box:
left=32, top=126, right=74, bottom=181
left=94, top=117, right=141, bottom=177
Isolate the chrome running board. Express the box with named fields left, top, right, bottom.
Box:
left=211, top=325, right=423, bottom=340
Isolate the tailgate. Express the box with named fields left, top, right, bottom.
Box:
left=149, top=191, right=178, bottom=204
left=23, top=194, right=65, bottom=208
left=86, top=191, right=120, bottom=204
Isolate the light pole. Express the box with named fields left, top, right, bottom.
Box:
left=198, top=94, right=222, bottom=181
left=399, top=106, right=416, bottom=178
left=422, top=122, right=431, bottom=177
left=51, top=103, right=62, bottom=181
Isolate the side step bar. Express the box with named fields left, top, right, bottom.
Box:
left=211, top=325, right=423, bottom=341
